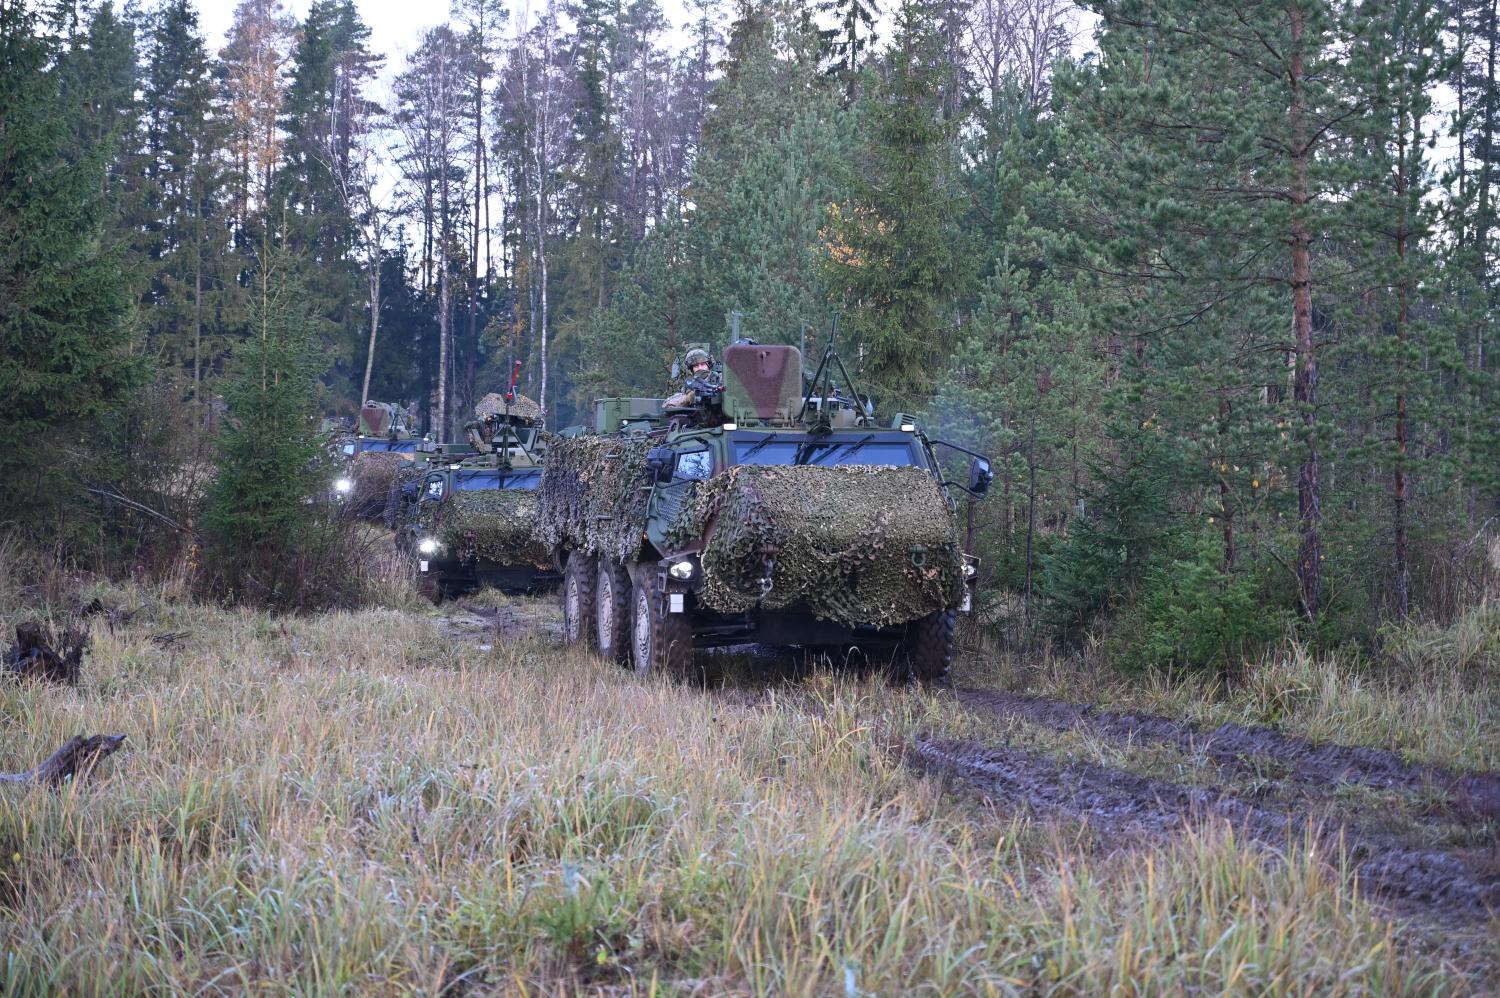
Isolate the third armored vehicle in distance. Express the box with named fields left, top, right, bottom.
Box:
left=535, top=340, right=991, bottom=681
left=399, top=387, right=559, bottom=601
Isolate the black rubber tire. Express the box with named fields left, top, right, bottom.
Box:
left=562, top=555, right=597, bottom=648
left=595, top=558, right=632, bottom=664
left=629, top=572, right=695, bottom=679
left=416, top=571, right=443, bottom=605
left=892, top=609, right=956, bottom=685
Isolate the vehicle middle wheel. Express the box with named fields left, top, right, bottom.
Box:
left=562, top=554, right=597, bottom=647
left=630, top=572, right=694, bottom=679
left=595, top=558, right=632, bottom=664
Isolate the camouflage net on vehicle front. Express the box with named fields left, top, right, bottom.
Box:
left=532, top=435, right=654, bottom=562
left=669, top=464, right=964, bottom=628
left=349, top=452, right=407, bottom=518
left=421, top=489, right=551, bottom=568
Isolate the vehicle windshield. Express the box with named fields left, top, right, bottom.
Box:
left=453, top=470, right=500, bottom=491
left=500, top=469, right=541, bottom=490
left=730, top=434, right=920, bottom=468
left=358, top=439, right=418, bottom=455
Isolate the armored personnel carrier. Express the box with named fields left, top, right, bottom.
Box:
left=332, top=401, right=424, bottom=518
left=534, top=341, right=991, bottom=681
left=397, top=391, right=559, bottom=601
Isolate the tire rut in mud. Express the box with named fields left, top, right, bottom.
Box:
left=957, top=687, right=1500, bottom=824
left=910, top=735, right=1500, bottom=924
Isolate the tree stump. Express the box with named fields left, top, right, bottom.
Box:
left=0, top=735, right=126, bottom=787
left=4, top=621, right=88, bottom=684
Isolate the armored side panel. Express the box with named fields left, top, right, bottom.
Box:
left=722, top=344, right=803, bottom=425
left=593, top=397, right=665, bottom=433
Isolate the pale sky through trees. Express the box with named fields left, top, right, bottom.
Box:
left=194, top=0, right=698, bottom=76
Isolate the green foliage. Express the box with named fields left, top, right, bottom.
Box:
left=1109, top=535, right=1288, bottom=674
left=1039, top=424, right=1177, bottom=644
left=200, top=267, right=350, bottom=610
left=823, top=0, right=968, bottom=410
left=0, top=1, right=142, bottom=514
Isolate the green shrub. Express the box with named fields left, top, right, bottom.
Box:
left=1110, top=535, right=1287, bottom=673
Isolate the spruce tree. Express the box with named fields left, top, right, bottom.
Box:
left=824, top=0, right=968, bottom=410
left=0, top=0, right=140, bottom=508
left=201, top=262, right=329, bottom=607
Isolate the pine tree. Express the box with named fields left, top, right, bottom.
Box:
left=1065, top=0, right=1372, bottom=620
left=818, top=0, right=879, bottom=101
left=0, top=0, right=141, bottom=508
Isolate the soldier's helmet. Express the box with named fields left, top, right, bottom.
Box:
left=684, top=347, right=711, bottom=371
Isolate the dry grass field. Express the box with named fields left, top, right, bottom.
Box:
left=1, top=562, right=1497, bottom=994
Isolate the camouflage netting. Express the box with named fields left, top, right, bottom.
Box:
left=669, top=465, right=964, bottom=628
left=475, top=392, right=541, bottom=422
left=533, top=435, right=655, bottom=562
left=349, top=452, right=407, bottom=515
left=421, top=489, right=551, bottom=568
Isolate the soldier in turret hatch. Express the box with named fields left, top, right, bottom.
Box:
left=665, top=347, right=720, bottom=408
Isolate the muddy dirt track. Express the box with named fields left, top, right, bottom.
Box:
left=432, top=599, right=1499, bottom=927
left=913, top=688, right=1500, bottom=927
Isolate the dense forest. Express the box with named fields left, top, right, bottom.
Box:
left=3, top=0, right=1498, bottom=658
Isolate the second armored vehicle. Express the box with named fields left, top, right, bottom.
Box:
left=397, top=391, right=559, bottom=601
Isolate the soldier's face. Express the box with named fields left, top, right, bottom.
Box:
left=691, top=362, right=710, bottom=374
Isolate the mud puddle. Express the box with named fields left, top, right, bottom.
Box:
left=433, top=598, right=562, bottom=647
left=956, top=687, right=1500, bottom=823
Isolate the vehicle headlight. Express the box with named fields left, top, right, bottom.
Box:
left=900, top=423, right=916, bottom=432
left=962, top=559, right=978, bottom=578
left=668, top=559, right=695, bottom=580
left=418, top=537, right=440, bottom=556
left=334, top=477, right=354, bottom=494
left=722, top=422, right=737, bottom=430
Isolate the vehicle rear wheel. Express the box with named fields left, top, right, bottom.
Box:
left=562, top=555, right=596, bottom=648
left=595, top=558, right=632, bottom=664
left=892, top=609, right=956, bottom=685
left=630, top=572, right=695, bottom=679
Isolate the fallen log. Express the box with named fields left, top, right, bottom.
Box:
left=0, top=735, right=126, bottom=787
left=4, top=621, right=88, bottom=685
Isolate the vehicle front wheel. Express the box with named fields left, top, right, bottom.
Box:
left=595, top=558, right=632, bottom=664
left=562, top=555, right=597, bottom=647
left=416, top=571, right=443, bottom=605
left=630, top=572, right=695, bottom=680
left=891, top=609, right=956, bottom=685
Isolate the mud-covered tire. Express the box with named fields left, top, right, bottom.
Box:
left=562, top=555, right=597, bottom=647
left=595, top=558, right=632, bottom=664
left=892, top=610, right=956, bottom=684
left=629, top=573, right=694, bottom=679
left=417, top=571, right=443, bottom=605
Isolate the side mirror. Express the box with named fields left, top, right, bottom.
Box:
left=646, top=446, right=675, bottom=483
left=968, top=456, right=994, bottom=497
left=670, top=358, right=681, bottom=381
